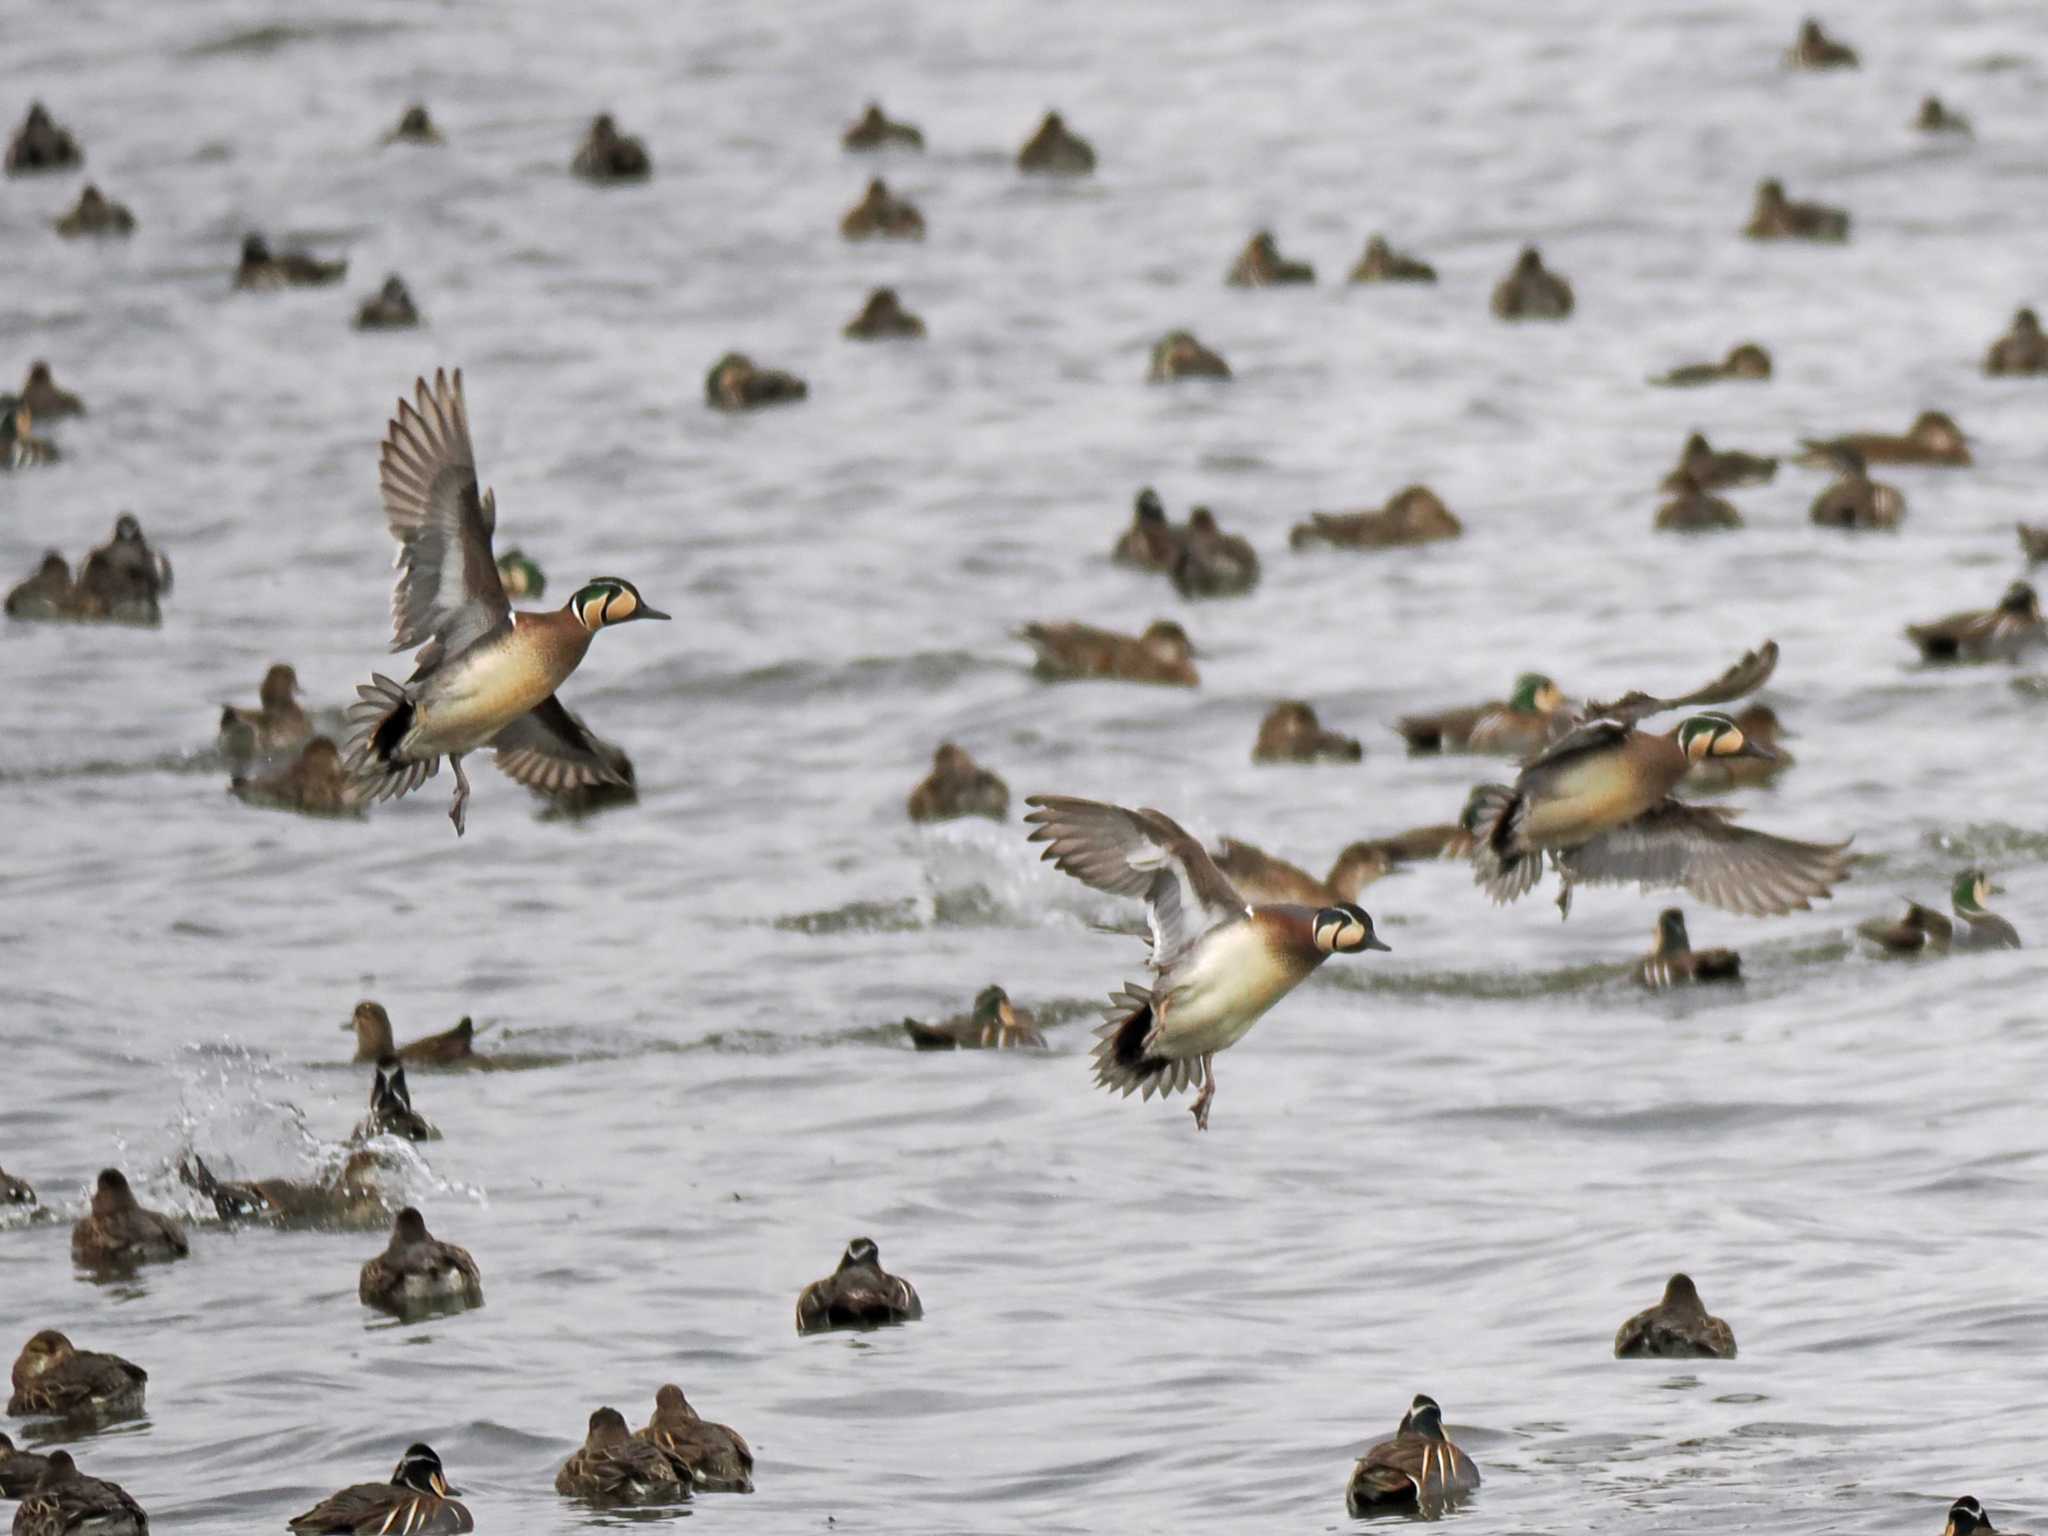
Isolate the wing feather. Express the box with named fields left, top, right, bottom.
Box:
left=1581, top=640, right=1779, bottom=729
left=1023, top=795, right=1249, bottom=966
left=1558, top=800, right=1850, bottom=916
left=380, top=368, right=511, bottom=663
left=489, top=695, right=633, bottom=793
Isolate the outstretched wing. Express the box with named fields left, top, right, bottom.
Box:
left=1024, top=795, right=1249, bottom=967
left=380, top=368, right=510, bottom=666
left=489, top=696, right=633, bottom=794
left=1557, top=799, right=1850, bottom=916
left=1579, top=640, right=1779, bottom=730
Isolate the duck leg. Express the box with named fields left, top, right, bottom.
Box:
left=1554, top=857, right=1574, bottom=920
left=1190, top=1053, right=1216, bottom=1131
left=447, top=753, right=471, bottom=837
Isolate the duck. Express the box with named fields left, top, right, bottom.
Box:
left=4, top=103, right=83, bottom=173
left=1650, top=343, right=1772, bottom=387
left=1347, top=234, right=1436, bottom=283
left=705, top=352, right=808, bottom=409
left=53, top=183, right=134, bottom=237
left=354, top=275, right=422, bottom=330
left=556, top=1407, right=687, bottom=1505
left=1948, top=868, right=2021, bottom=950
left=1369, top=823, right=1475, bottom=861
left=1986, top=310, right=2048, bottom=376
left=1632, top=909, right=1741, bottom=989
left=1804, top=410, right=1970, bottom=467
left=343, top=371, right=668, bottom=835
left=2021, top=524, right=2048, bottom=564
left=219, top=663, right=311, bottom=760
left=903, top=984, right=1046, bottom=1050
left=1490, top=245, right=1573, bottom=319
left=1786, top=17, right=1858, bottom=68
left=8, top=1331, right=146, bottom=1421
left=1744, top=179, right=1849, bottom=242
left=69, top=545, right=158, bottom=625
left=1463, top=641, right=1851, bottom=919
left=1171, top=507, right=1259, bottom=597
left=289, top=1444, right=474, bottom=1533
left=1916, top=95, right=1972, bottom=136
left=235, top=233, right=347, bottom=290
left=1655, top=469, right=1743, bottom=532
left=385, top=104, right=442, bottom=145
left=844, top=286, right=926, bottom=339
left=1290, top=483, right=1462, bottom=550
left=1, top=395, right=59, bottom=469
left=1210, top=837, right=1395, bottom=907
left=906, top=742, right=1009, bottom=822
left=231, top=737, right=363, bottom=817
left=356, top=1059, right=438, bottom=1142
left=346, top=1000, right=485, bottom=1065
left=1112, top=487, right=1182, bottom=570
left=1662, top=431, right=1777, bottom=491
left=842, top=102, right=923, bottom=151
left=357, top=1207, right=482, bottom=1315
left=1807, top=445, right=1905, bottom=530
left=1018, top=619, right=1198, bottom=686
left=71, top=1169, right=188, bottom=1270
left=1025, top=795, right=1390, bottom=1130
left=1225, top=231, right=1314, bottom=287
left=5, top=553, right=74, bottom=620
left=1906, top=581, right=2043, bottom=663
left=1147, top=330, right=1231, bottom=381
left=840, top=176, right=925, bottom=240
left=0, top=1166, right=34, bottom=1206
left=1858, top=898, right=1953, bottom=955
left=1944, top=1497, right=2028, bottom=1536
left=1395, top=672, right=1566, bottom=757
left=88, top=513, right=172, bottom=600
left=571, top=113, right=651, bottom=182
left=1614, top=1272, right=1737, bottom=1357
left=1345, top=1394, right=1481, bottom=1513
left=496, top=547, right=546, bottom=598
left=10, top=1449, right=148, bottom=1536
left=1252, top=700, right=1363, bottom=764
left=1016, top=111, right=1094, bottom=174
left=796, top=1237, right=924, bottom=1333
left=1685, top=701, right=1792, bottom=790
left=178, top=1148, right=394, bottom=1229
left=635, top=1383, right=755, bottom=1493
left=0, top=1432, right=53, bottom=1496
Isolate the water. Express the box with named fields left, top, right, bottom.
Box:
left=4, top=0, right=2048, bottom=1530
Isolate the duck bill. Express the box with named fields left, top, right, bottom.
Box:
left=638, top=605, right=673, bottom=621
left=1364, top=934, right=1392, bottom=952
left=1734, top=740, right=1778, bottom=761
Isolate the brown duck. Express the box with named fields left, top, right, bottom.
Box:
left=231, top=736, right=362, bottom=817
left=796, top=1236, right=923, bottom=1333
left=1806, top=410, right=1969, bottom=467
left=358, top=1207, right=483, bottom=1315
left=219, top=663, right=310, bottom=759
left=1112, top=488, right=1181, bottom=570
left=1745, top=179, right=1849, bottom=241
left=843, top=103, right=923, bottom=151
left=1147, top=330, right=1230, bottom=381
left=906, top=742, right=1009, bottom=822
left=1651, top=343, right=1771, bottom=387
left=1019, top=619, right=1198, bottom=686
left=235, top=233, right=347, bottom=290
left=705, top=353, right=807, bottom=410
left=2020, top=524, right=2048, bottom=564
left=21, top=362, right=84, bottom=420
left=4, top=102, right=83, bottom=173
left=1614, top=1272, right=1737, bottom=1357
left=1210, top=837, right=1394, bottom=907
left=636, top=1383, right=755, bottom=1493
left=179, top=1148, right=394, bottom=1229
left=903, top=984, right=1045, bottom=1050
left=1916, top=96, right=1972, bottom=136
left=1490, top=245, right=1572, bottom=319
left=1289, top=484, right=1461, bottom=549
left=1347, top=234, right=1435, bottom=283
left=1346, top=1394, right=1481, bottom=1513
left=1663, top=431, right=1777, bottom=491
left=1225, top=230, right=1314, bottom=286
left=5, top=552, right=73, bottom=620
left=1655, top=470, right=1743, bottom=532
left=555, top=1407, right=685, bottom=1505
left=354, top=275, right=422, bottom=330
left=1632, top=909, right=1741, bottom=989
left=1906, top=581, right=2043, bottom=663
left=1986, top=310, right=2048, bottom=376
left=72, top=1169, right=187, bottom=1270
left=1171, top=507, right=1259, bottom=597
left=8, top=1331, right=146, bottom=1421
left=346, top=1000, right=486, bottom=1065
left=1396, top=672, right=1566, bottom=756
left=1017, top=111, right=1094, bottom=174
left=1252, top=700, right=1362, bottom=763
left=1807, top=446, right=1905, bottom=529
left=385, top=104, right=443, bottom=145
left=11, top=1449, right=148, bottom=1536
left=1786, top=17, right=1857, bottom=68
left=53, top=184, right=132, bottom=241
left=844, top=287, right=925, bottom=339
left=840, top=176, right=924, bottom=240
left=571, top=113, right=650, bottom=182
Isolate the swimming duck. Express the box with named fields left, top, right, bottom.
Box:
left=1147, top=330, right=1231, bottom=381
left=219, top=663, right=311, bottom=760
left=68, top=546, right=153, bottom=624
left=2021, top=525, right=2048, bottom=563
left=1, top=395, right=59, bottom=469
left=1289, top=484, right=1462, bottom=550
left=1347, top=234, right=1436, bottom=283
left=0, top=1432, right=53, bottom=1496
left=1916, top=95, right=1972, bottom=136
left=1112, top=488, right=1182, bottom=570
left=5, top=553, right=73, bottom=619
left=1252, top=700, right=1363, bottom=763
left=54, top=183, right=135, bottom=237
left=1650, top=343, right=1772, bottom=387
left=903, top=984, right=1046, bottom=1050
left=347, top=1000, right=486, bottom=1066
left=1370, top=823, right=1476, bottom=861
left=1807, top=445, right=1905, bottom=530
left=4, top=103, right=82, bottom=173
left=1210, top=837, right=1394, bottom=907
left=1805, top=410, right=1970, bottom=467
left=1614, top=1272, right=1737, bottom=1357
left=1906, top=581, right=2043, bottom=663
left=11, top=1450, right=148, bottom=1536
left=1345, top=1394, right=1481, bottom=1513
left=357, top=1059, right=438, bottom=1141
left=1632, top=909, right=1742, bottom=989
left=1662, top=431, right=1777, bottom=491
left=1464, top=641, right=1851, bottom=918
left=1017, top=111, right=1094, bottom=174
left=843, top=102, right=923, bottom=151
left=358, top=1207, right=482, bottom=1315
left=635, top=1383, right=755, bottom=1493
left=289, top=1444, right=474, bottom=1533
left=571, top=113, right=651, bottom=182
left=1171, top=507, right=1259, bottom=597
left=0, top=1166, right=34, bottom=1206
left=1948, top=868, right=2021, bottom=950
left=1986, top=310, right=2048, bottom=376
left=556, top=1407, right=687, bottom=1505
left=8, top=1331, right=146, bottom=1421
left=844, top=286, right=926, bottom=339
left=1018, top=619, right=1199, bottom=686
left=1490, top=245, right=1573, bottom=319
left=705, top=352, right=809, bottom=409
left=385, top=104, right=442, bottom=145
left=88, top=513, right=172, bottom=600
left=840, top=176, right=925, bottom=240
left=1685, top=701, right=1791, bottom=790
left=1025, top=795, right=1389, bottom=1130
left=1395, top=672, right=1566, bottom=757
left=235, top=233, right=347, bottom=290
left=796, top=1236, right=923, bottom=1333
left=1944, top=1497, right=2029, bottom=1536
left=1655, top=469, right=1743, bottom=532
left=1225, top=231, right=1314, bottom=287
left=344, top=371, right=668, bottom=834
left=907, top=741, right=1009, bottom=822
left=1744, top=179, right=1849, bottom=242
left=1858, top=898, right=1953, bottom=955
left=71, top=1169, right=187, bottom=1270
left=354, top=275, right=421, bottom=330
left=1786, top=17, right=1858, bottom=69
left=231, top=736, right=363, bottom=817
left=178, top=1148, right=394, bottom=1229
left=495, top=547, right=546, bottom=598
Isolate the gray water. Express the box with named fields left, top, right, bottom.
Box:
left=5, top=0, right=2048, bottom=1531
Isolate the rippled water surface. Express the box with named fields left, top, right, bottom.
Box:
left=6, top=1, right=2048, bottom=1531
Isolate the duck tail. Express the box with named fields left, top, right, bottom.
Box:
left=343, top=673, right=436, bottom=803
left=1464, top=783, right=1545, bottom=904
left=1089, top=985, right=1201, bottom=1102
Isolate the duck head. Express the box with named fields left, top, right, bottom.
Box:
left=2015, top=308, right=2042, bottom=338
left=240, top=233, right=272, bottom=266
left=1312, top=903, right=1389, bottom=954
left=15, top=1329, right=73, bottom=1379
left=1653, top=908, right=1691, bottom=955
left=398, top=105, right=433, bottom=136
left=1999, top=581, right=2039, bottom=620
left=1133, top=487, right=1166, bottom=526
left=259, top=663, right=301, bottom=708
left=1661, top=1271, right=1706, bottom=1312
left=391, top=1442, right=452, bottom=1496
left=92, top=1168, right=140, bottom=1216
left=1945, top=1497, right=1993, bottom=1536
left=112, top=512, right=144, bottom=545
left=586, top=1407, right=632, bottom=1446
left=347, top=1000, right=395, bottom=1053
left=1951, top=869, right=1996, bottom=915
left=1754, top=179, right=1786, bottom=212
left=1139, top=619, right=1195, bottom=665
left=1677, top=713, right=1773, bottom=764
left=1910, top=410, right=1966, bottom=454
left=1509, top=673, right=1563, bottom=714
left=839, top=1236, right=881, bottom=1270
left=1725, top=343, right=1771, bottom=377
left=570, top=577, right=670, bottom=629
left=1515, top=245, right=1545, bottom=275
left=1404, top=1394, right=1446, bottom=1439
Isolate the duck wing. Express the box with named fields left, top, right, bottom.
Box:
left=380, top=369, right=510, bottom=670
left=488, top=695, right=633, bottom=793
left=1025, top=795, right=1250, bottom=967
left=1556, top=800, right=1850, bottom=916
left=1579, top=640, right=1778, bottom=729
